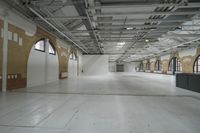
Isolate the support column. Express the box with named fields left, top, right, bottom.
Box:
left=44, top=39, right=49, bottom=83
left=2, top=12, right=8, bottom=92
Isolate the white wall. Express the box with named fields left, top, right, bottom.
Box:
left=27, top=47, right=46, bottom=87
left=68, top=59, right=77, bottom=77
left=109, top=62, right=116, bottom=72
left=124, top=62, right=140, bottom=72
left=47, top=54, right=59, bottom=83
left=27, top=42, right=59, bottom=87
left=108, top=61, right=140, bottom=72
left=82, top=55, right=109, bottom=75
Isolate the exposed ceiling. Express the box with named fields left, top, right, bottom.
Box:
left=3, top=0, right=200, bottom=62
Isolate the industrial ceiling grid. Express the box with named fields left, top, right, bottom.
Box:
left=4, top=0, right=200, bottom=62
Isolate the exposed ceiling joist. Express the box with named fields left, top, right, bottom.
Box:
left=89, top=2, right=200, bottom=9
left=34, top=16, right=88, bottom=20
left=95, top=18, right=198, bottom=23
left=97, top=24, right=200, bottom=29
left=93, top=11, right=200, bottom=17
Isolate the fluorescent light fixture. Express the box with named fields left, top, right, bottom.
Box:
left=117, top=42, right=125, bottom=46
left=126, top=27, right=133, bottom=30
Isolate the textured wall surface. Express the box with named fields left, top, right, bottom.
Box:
left=0, top=18, right=80, bottom=90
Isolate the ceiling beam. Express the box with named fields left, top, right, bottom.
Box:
left=93, top=11, right=200, bottom=17
left=165, top=34, right=200, bottom=38
left=32, top=0, right=84, bottom=7
left=102, top=40, right=158, bottom=43
left=95, top=18, right=198, bottom=23
left=72, top=0, right=103, bottom=54
left=89, top=2, right=200, bottom=9
left=85, top=9, right=103, bottom=53
left=34, top=16, right=88, bottom=20
left=90, top=3, right=178, bottom=9
left=69, top=29, right=178, bottom=33
left=97, top=24, right=200, bottom=29
left=27, top=6, right=88, bottom=54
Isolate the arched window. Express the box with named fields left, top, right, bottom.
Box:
left=146, top=61, right=150, bottom=70
left=193, top=55, right=200, bottom=73
left=49, top=43, right=56, bottom=55
left=155, top=60, right=162, bottom=71
left=70, top=52, right=77, bottom=60
left=139, top=63, right=143, bottom=71
left=169, top=58, right=174, bottom=71
left=34, top=39, right=56, bottom=55
left=34, top=39, right=45, bottom=52
left=168, top=57, right=182, bottom=73
left=176, top=58, right=182, bottom=72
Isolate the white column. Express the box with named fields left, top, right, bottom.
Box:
left=44, top=39, right=49, bottom=83
left=2, top=11, right=8, bottom=92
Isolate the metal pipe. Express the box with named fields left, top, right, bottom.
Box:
left=28, top=6, right=88, bottom=53
left=89, top=3, right=200, bottom=9
left=93, top=11, right=200, bottom=17
left=69, top=29, right=173, bottom=33
left=85, top=9, right=103, bottom=53
left=34, top=16, right=88, bottom=20
left=94, top=18, right=197, bottom=23
left=165, top=34, right=200, bottom=38
left=97, top=24, right=200, bottom=28
left=90, top=3, right=178, bottom=9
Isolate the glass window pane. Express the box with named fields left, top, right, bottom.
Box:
left=49, top=44, right=56, bottom=55
left=194, top=56, right=200, bottom=73
left=194, top=67, right=196, bottom=72
left=34, top=40, right=45, bottom=51
left=198, top=66, right=200, bottom=72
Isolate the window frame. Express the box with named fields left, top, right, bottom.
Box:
left=168, top=57, right=182, bottom=72
left=155, top=60, right=161, bottom=71
left=193, top=55, right=200, bottom=73
left=48, top=42, right=56, bottom=55
left=69, top=52, right=77, bottom=60
left=34, top=39, right=45, bottom=52
left=139, top=63, right=143, bottom=71
left=176, top=58, right=182, bottom=72
left=168, top=58, right=174, bottom=71
left=146, top=61, right=150, bottom=70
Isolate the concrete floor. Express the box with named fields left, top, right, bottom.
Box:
left=0, top=72, right=200, bottom=133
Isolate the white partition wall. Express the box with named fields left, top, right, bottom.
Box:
left=27, top=40, right=59, bottom=87
left=109, top=62, right=116, bottom=72
left=82, top=55, right=109, bottom=75
left=124, top=62, right=140, bottom=72
left=68, top=53, right=78, bottom=77
left=27, top=47, right=46, bottom=87
left=46, top=54, right=59, bottom=83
